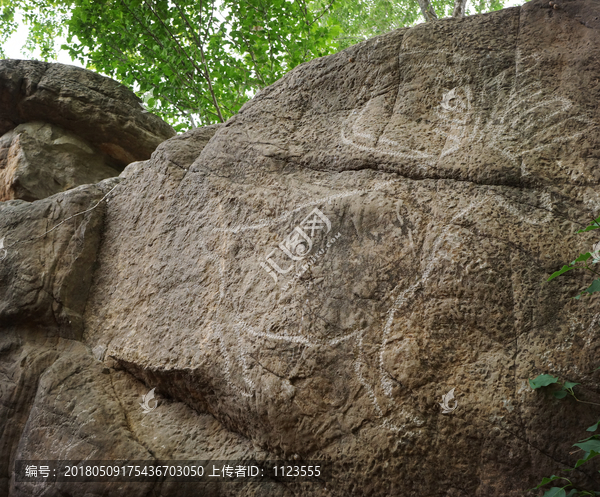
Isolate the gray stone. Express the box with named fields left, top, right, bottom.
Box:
left=0, top=60, right=176, bottom=167
left=3, top=1, right=600, bottom=496
left=0, top=122, right=121, bottom=201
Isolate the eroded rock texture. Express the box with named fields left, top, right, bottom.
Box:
left=3, top=0, right=600, bottom=496
left=0, top=180, right=117, bottom=338
left=0, top=59, right=175, bottom=167
left=0, top=122, right=121, bottom=201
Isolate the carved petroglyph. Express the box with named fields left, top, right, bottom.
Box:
left=71, top=48, right=581, bottom=435
left=341, top=50, right=596, bottom=177
left=3, top=79, right=567, bottom=437
left=353, top=187, right=559, bottom=431
left=365, top=197, right=487, bottom=431
left=203, top=173, right=559, bottom=433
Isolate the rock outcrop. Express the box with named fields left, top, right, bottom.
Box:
left=0, top=59, right=175, bottom=168
left=0, top=122, right=121, bottom=201
left=0, top=178, right=119, bottom=338
left=3, top=0, right=600, bottom=496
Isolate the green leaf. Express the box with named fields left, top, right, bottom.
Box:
left=554, top=390, right=568, bottom=399
left=531, top=475, right=566, bottom=490
left=543, top=488, right=567, bottom=497
left=577, top=217, right=600, bottom=233
left=582, top=279, right=600, bottom=296
left=530, top=374, right=560, bottom=389
left=587, top=420, right=600, bottom=432
left=563, top=382, right=580, bottom=390
left=548, top=265, right=576, bottom=282
left=573, top=449, right=600, bottom=469
left=574, top=440, right=600, bottom=454
left=571, top=252, right=592, bottom=264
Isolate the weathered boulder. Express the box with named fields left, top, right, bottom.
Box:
left=6, top=337, right=279, bottom=497
left=0, top=178, right=119, bottom=338
left=0, top=59, right=176, bottom=167
left=0, top=123, right=287, bottom=497
left=83, top=0, right=600, bottom=494
left=3, top=0, right=600, bottom=496
left=0, top=122, right=121, bottom=201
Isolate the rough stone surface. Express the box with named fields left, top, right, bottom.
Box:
left=0, top=59, right=176, bottom=166
left=3, top=1, right=600, bottom=496
left=0, top=121, right=121, bottom=201
left=0, top=178, right=118, bottom=339
left=4, top=335, right=284, bottom=497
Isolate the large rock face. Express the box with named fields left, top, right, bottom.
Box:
left=3, top=0, right=600, bottom=496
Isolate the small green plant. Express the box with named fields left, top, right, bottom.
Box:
left=528, top=215, right=600, bottom=496
left=547, top=215, right=600, bottom=299
left=527, top=374, right=600, bottom=497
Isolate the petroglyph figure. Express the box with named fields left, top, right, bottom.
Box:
left=341, top=50, right=595, bottom=175
left=201, top=49, right=597, bottom=435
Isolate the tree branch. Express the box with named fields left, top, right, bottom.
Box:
left=452, top=0, right=468, bottom=17
left=417, top=0, right=438, bottom=22
left=309, top=0, right=336, bottom=27
left=172, top=0, right=226, bottom=122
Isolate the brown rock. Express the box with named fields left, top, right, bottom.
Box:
left=0, top=178, right=119, bottom=338
left=0, top=122, right=121, bottom=201
left=0, top=121, right=281, bottom=497
left=3, top=0, right=600, bottom=496
left=0, top=60, right=176, bottom=167
left=83, top=0, right=600, bottom=494
left=6, top=338, right=278, bottom=497
left=6, top=337, right=277, bottom=497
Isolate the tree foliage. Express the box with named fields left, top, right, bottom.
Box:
left=65, top=0, right=340, bottom=130
left=0, top=0, right=70, bottom=59
left=0, top=0, right=509, bottom=130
